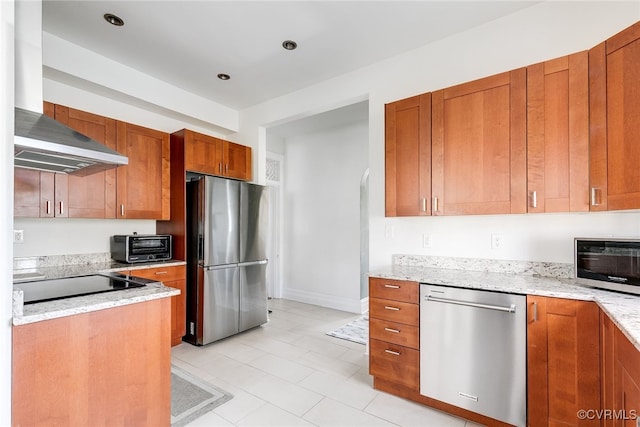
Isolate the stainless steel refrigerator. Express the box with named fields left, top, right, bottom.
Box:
left=184, top=175, right=269, bottom=345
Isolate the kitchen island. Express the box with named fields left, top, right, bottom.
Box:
left=11, top=261, right=180, bottom=427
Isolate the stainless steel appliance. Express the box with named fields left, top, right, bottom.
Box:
left=420, top=284, right=526, bottom=426
left=575, top=238, right=640, bottom=295
left=14, top=107, right=128, bottom=176
left=15, top=272, right=154, bottom=304
left=110, top=234, right=172, bottom=263
left=184, top=175, right=269, bottom=345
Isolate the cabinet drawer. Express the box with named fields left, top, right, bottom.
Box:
left=369, top=338, right=419, bottom=390
left=370, top=298, right=419, bottom=326
left=369, top=278, right=418, bottom=303
left=370, top=318, right=419, bottom=349
left=128, top=265, right=186, bottom=282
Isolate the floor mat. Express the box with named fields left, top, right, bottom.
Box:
left=326, top=316, right=368, bottom=345
left=171, top=365, right=233, bottom=427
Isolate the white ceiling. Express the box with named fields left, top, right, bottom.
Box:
left=42, top=1, right=539, bottom=112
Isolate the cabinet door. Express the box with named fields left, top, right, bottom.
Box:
left=590, top=21, right=640, bottom=211
left=614, top=325, right=640, bottom=427
left=184, top=130, right=223, bottom=176
left=223, top=140, right=252, bottom=181
left=54, top=105, right=117, bottom=218
left=385, top=93, right=431, bottom=216
left=128, top=265, right=186, bottom=346
left=527, top=51, right=589, bottom=213
left=432, top=69, right=526, bottom=215
left=116, top=122, right=170, bottom=219
left=14, top=102, right=65, bottom=218
left=527, top=296, right=601, bottom=427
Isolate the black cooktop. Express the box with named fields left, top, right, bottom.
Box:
left=17, top=273, right=154, bottom=305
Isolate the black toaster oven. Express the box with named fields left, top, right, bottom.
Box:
left=110, top=234, right=172, bottom=263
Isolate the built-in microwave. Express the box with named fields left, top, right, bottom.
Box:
left=575, top=238, right=640, bottom=296
left=110, top=234, right=172, bottom=263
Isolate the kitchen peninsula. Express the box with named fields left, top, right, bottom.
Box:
left=11, top=256, right=182, bottom=426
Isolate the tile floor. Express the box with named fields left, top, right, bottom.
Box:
left=171, top=299, right=483, bottom=427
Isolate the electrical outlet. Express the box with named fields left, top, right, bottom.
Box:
left=422, top=234, right=432, bottom=248
left=13, top=230, right=24, bottom=244
left=491, top=233, right=504, bottom=249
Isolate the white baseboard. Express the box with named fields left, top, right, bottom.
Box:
left=283, top=287, right=362, bottom=314
left=360, top=296, right=369, bottom=315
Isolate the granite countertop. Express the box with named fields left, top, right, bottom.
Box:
left=370, top=264, right=640, bottom=352
left=12, top=259, right=186, bottom=326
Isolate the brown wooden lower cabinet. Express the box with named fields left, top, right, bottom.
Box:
left=128, top=264, right=186, bottom=346
left=12, top=298, right=171, bottom=426
left=601, top=312, right=640, bottom=427
left=527, top=295, right=601, bottom=427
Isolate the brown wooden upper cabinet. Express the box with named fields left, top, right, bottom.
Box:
left=182, top=128, right=252, bottom=181
left=116, top=122, right=170, bottom=220
left=431, top=69, right=527, bottom=215
left=14, top=102, right=117, bottom=219
left=385, top=93, right=431, bottom=216
left=526, top=51, right=590, bottom=213
left=589, top=21, right=640, bottom=211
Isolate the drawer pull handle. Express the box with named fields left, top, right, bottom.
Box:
left=385, top=349, right=401, bottom=356
left=155, top=271, right=168, bottom=275
left=384, top=306, right=400, bottom=311
left=384, top=327, right=400, bottom=333
left=384, top=284, right=400, bottom=289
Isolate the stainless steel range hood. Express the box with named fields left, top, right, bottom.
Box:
left=14, top=107, right=128, bottom=176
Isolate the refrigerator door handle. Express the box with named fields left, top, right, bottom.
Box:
left=238, top=260, right=268, bottom=267
left=205, top=263, right=239, bottom=271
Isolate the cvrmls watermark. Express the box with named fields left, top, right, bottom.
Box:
left=577, top=409, right=638, bottom=420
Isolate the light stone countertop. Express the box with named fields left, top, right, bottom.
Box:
left=370, top=264, right=640, bottom=352
left=12, top=259, right=186, bottom=326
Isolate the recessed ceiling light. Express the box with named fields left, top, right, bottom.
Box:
left=104, top=13, right=124, bottom=26
left=282, top=40, right=298, bottom=51
left=217, top=73, right=231, bottom=81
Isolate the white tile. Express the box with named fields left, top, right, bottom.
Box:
left=248, top=353, right=314, bottom=383
left=242, top=374, right=323, bottom=417
left=365, top=392, right=467, bottom=427
left=213, top=389, right=268, bottom=424
left=214, top=362, right=269, bottom=390
left=291, top=335, right=351, bottom=358
left=208, top=339, right=267, bottom=364
left=296, top=349, right=361, bottom=378
left=303, top=397, right=396, bottom=426
left=298, top=370, right=379, bottom=411
left=185, top=409, right=235, bottom=427
left=235, top=402, right=315, bottom=427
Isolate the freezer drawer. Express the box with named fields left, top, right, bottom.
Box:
left=202, top=265, right=239, bottom=345
left=239, top=261, right=268, bottom=331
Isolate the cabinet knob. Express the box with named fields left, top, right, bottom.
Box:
left=120, top=204, right=125, bottom=217
left=384, top=306, right=400, bottom=311
left=433, top=197, right=439, bottom=213
left=384, top=327, right=400, bottom=334
left=384, top=349, right=401, bottom=356
left=384, top=284, right=400, bottom=289
left=46, top=200, right=51, bottom=215
left=59, top=201, right=64, bottom=215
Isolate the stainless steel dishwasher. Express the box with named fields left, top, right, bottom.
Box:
left=420, top=284, right=526, bottom=426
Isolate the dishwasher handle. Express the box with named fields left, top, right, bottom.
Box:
left=426, top=295, right=517, bottom=313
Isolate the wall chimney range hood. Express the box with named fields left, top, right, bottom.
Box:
left=14, top=107, right=128, bottom=176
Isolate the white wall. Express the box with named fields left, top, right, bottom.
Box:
left=282, top=121, right=368, bottom=313
left=1, top=0, right=13, bottom=422
left=13, top=218, right=156, bottom=257
left=238, top=2, right=640, bottom=271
